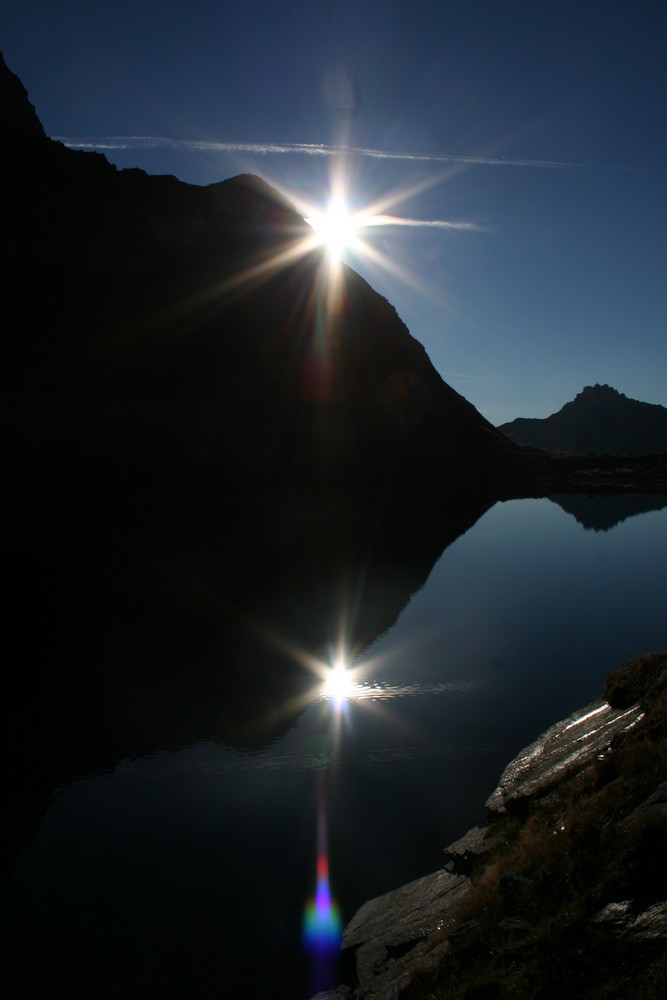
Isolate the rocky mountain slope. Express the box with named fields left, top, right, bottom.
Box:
left=1, top=52, right=522, bottom=491
left=498, top=384, right=667, bottom=456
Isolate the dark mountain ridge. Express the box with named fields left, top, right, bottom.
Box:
left=1, top=51, right=518, bottom=887
left=1, top=51, right=525, bottom=493
left=498, top=383, right=667, bottom=455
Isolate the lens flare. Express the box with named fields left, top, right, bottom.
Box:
left=302, top=852, right=342, bottom=950
left=303, top=779, right=342, bottom=954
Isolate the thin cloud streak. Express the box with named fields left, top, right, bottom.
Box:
left=304, top=212, right=484, bottom=234
left=365, top=214, right=485, bottom=231
left=57, top=135, right=586, bottom=170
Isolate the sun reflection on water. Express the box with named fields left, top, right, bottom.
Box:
left=322, top=658, right=358, bottom=710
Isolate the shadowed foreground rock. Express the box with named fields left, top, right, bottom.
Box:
left=339, top=871, right=469, bottom=999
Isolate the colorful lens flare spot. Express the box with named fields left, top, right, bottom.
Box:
left=302, top=855, right=342, bottom=950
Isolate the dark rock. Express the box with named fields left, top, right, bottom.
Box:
left=592, top=899, right=667, bottom=940
left=0, top=51, right=46, bottom=142
left=310, top=988, right=354, bottom=1000
left=627, top=902, right=667, bottom=940
left=443, top=825, right=506, bottom=875
left=497, top=916, right=530, bottom=934
left=605, top=653, right=667, bottom=709
left=341, top=869, right=469, bottom=998
left=620, top=781, right=667, bottom=828
left=498, top=872, right=532, bottom=901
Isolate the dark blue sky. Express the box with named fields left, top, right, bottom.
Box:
left=3, top=0, right=666, bottom=421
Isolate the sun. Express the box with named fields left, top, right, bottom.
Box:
left=308, top=195, right=359, bottom=260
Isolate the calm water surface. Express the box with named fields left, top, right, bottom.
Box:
left=3, top=497, right=666, bottom=998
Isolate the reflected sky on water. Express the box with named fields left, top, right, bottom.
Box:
left=3, top=498, right=666, bottom=999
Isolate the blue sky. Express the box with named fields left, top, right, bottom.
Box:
left=3, top=0, right=666, bottom=423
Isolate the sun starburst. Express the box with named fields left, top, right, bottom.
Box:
left=306, top=195, right=363, bottom=260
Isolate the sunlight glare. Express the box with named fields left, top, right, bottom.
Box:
left=323, top=658, right=355, bottom=709
left=309, top=196, right=358, bottom=259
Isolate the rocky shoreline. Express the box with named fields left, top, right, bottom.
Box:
left=314, top=654, right=667, bottom=1000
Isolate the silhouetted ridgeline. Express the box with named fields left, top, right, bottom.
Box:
left=499, top=384, right=667, bottom=456
left=1, top=52, right=527, bottom=494
left=3, top=53, right=665, bottom=498
left=2, top=52, right=519, bottom=891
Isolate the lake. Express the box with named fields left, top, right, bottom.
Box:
left=2, top=494, right=666, bottom=999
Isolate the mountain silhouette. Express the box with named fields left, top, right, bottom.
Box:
left=551, top=492, right=667, bottom=531
left=1, top=52, right=526, bottom=492
left=498, top=384, right=667, bottom=455
left=1, top=52, right=512, bottom=884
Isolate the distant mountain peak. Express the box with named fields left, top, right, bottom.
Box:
left=583, top=383, right=619, bottom=392
left=498, top=385, right=667, bottom=455
left=578, top=383, right=625, bottom=401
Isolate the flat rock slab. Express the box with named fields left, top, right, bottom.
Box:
left=341, top=868, right=469, bottom=997
left=344, top=869, right=468, bottom=951
left=486, top=698, right=645, bottom=814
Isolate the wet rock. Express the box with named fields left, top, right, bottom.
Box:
left=341, top=869, right=469, bottom=998
left=486, top=699, right=645, bottom=814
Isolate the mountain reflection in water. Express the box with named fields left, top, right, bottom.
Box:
left=2, top=491, right=666, bottom=998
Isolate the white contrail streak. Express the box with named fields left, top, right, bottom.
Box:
left=363, top=214, right=484, bottom=231
left=56, top=135, right=584, bottom=170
